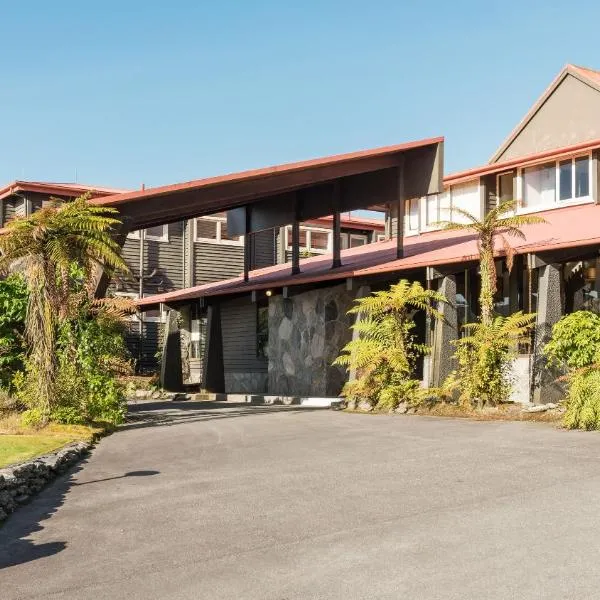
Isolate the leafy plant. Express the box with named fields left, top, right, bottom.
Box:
left=0, top=274, right=28, bottom=390
left=451, top=312, right=536, bottom=407
left=544, top=311, right=600, bottom=430
left=0, top=194, right=128, bottom=421
left=563, top=370, right=600, bottom=430
left=334, top=280, right=446, bottom=410
left=438, top=200, right=545, bottom=326
left=544, top=311, right=600, bottom=370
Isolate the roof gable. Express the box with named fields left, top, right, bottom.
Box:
left=490, top=64, right=600, bottom=163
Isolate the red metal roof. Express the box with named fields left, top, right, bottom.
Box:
left=137, top=201, right=600, bottom=308
left=92, top=137, right=443, bottom=208
left=0, top=181, right=128, bottom=202
left=444, top=138, right=600, bottom=186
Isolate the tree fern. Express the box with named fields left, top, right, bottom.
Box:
left=334, top=280, right=446, bottom=410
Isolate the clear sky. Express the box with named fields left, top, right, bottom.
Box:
left=2, top=0, right=600, bottom=190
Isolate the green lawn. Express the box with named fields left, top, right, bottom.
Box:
left=0, top=434, right=81, bottom=468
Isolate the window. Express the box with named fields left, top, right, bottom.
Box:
left=195, top=215, right=243, bottom=245
left=522, top=162, right=555, bottom=208
left=520, top=154, right=591, bottom=210
left=497, top=172, right=514, bottom=204
left=257, top=306, right=269, bottom=358
left=127, top=225, right=169, bottom=242
left=349, top=234, right=367, bottom=248
left=451, top=181, right=480, bottom=223
left=284, top=225, right=331, bottom=254
left=575, top=156, right=590, bottom=198
left=341, top=232, right=369, bottom=249
left=190, top=312, right=207, bottom=359
left=145, top=224, right=169, bottom=241
left=425, top=194, right=439, bottom=226
left=405, top=197, right=419, bottom=231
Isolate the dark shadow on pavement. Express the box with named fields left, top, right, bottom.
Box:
left=73, top=470, right=160, bottom=486
left=0, top=462, right=85, bottom=570
left=122, top=401, right=327, bottom=431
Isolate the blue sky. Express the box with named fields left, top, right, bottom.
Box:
left=2, top=0, right=600, bottom=190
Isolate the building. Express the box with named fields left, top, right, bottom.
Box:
left=124, top=63, right=600, bottom=403
left=0, top=180, right=384, bottom=372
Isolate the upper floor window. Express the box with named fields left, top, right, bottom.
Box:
left=194, top=215, right=243, bottom=246
left=425, top=194, right=440, bottom=226
left=127, top=224, right=169, bottom=242
left=284, top=225, right=332, bottom=254
left=341, top=232, right=368, bottom=249
left=405, top=197, right=420, bottom=231
left=521, top=154, right=591, bottom=210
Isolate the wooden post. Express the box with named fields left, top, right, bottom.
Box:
left=332, top=181, right=341, bottom=269
left=291, top=192, right=301, bottom=275
left=243, top=207, right=251, bottom=282
left=396, top=159, right=405, bottom=259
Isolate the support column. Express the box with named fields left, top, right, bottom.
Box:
left=202, top=303, right=225, bottom=393
left=396, top=159, right=405, bottom=259
left=332, top=182, right=341, bottom=269
left=160, top=305, right=184, bottom=392
left=291, top=193, right=301, bottom=275
left=532, top=263, right=563, bottom=404
left=430, top=274, right=458, bottom=387
left=243, top=207, right=251, bottom=282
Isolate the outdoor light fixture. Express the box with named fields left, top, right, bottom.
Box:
left=265, top=290, right=272, bottom=297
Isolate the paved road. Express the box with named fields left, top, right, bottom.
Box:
left=3, top=402, right=600, bottom=599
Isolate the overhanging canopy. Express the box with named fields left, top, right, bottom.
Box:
left=92, top=137, right=444, bottom=231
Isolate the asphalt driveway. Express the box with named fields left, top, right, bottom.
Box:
left=3, top=402, right=600, bottom=599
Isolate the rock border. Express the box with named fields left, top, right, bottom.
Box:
left=0, top=441, right=91, bottom=523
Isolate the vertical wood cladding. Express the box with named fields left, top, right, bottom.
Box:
left=220, top=298, right=267, bottom=374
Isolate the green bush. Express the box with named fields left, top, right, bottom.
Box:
left=54, top=308, right=130, bottom=425
left=449, top=312, right=536, bottom=407
left=544, top=311, right=600, bottom=430
left=0, top=275, right=28, bottom=390
left=563, top=370, right=600, bottom=430
left=544, top=311, right=600, bottom=370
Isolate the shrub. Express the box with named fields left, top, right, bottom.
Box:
left=563, top=370, right=600, bottom=430
left=544, top=311, right=600, bottom=370
left=334, top=280, right=446, bottom=411
left=54, top=306, right=131, bottom=425
left=0, top=274, right=28, bottom=390
left=544, top=311, right=600, bottom=430
left=450, top=312, right=536, bottom=407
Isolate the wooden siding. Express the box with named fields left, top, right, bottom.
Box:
left=193, top=241, right=244, bottom=285
left=125, top=320, right=162, bottom=373
left=252, top=229, right=276, bottom=268
left=220, top=298, right=267, bottom=374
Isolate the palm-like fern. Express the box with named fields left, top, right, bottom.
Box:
left=452, top=311, right=536, bottom=407
left=437, top=200, right=545, bottom=325
left=0, top=193, right=128, bottom=419
left=334, top=280, right=447, bottom=409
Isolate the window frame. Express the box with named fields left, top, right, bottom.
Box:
left=194, top=215, right=244, bottom=246
left=517, top=153, right=593, bottom=214
left=404, top=197, right=420, bottom=233
left=284, top=225, right=332, bottom=254
left=127, top=224, right=169, bottom=243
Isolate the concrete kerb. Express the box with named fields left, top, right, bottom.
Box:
left=130, top=391, right=343, bottom=408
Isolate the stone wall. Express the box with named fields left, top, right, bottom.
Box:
left=268, top=284, right=356, bottom=396
left=224, top=372, right=268, bottom=394
left=0, top=441, right=90, bottom=522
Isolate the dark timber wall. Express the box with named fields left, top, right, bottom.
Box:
left=220, top=297, right=268, bottom=393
